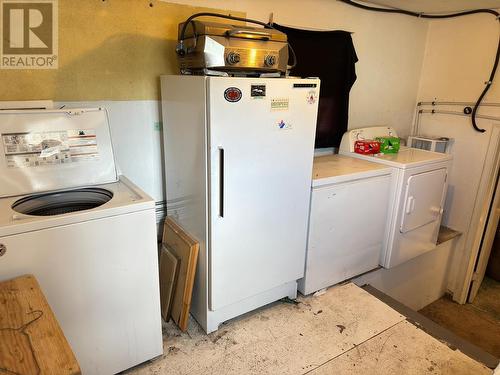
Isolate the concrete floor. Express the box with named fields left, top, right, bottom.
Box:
left=419, top=277, right=500, bottom=358
left=126, top=283, right=490, bottom=375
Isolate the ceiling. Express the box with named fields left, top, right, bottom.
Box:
left=363, top=0, right=500, bottom=13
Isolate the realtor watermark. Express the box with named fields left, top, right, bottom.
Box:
left=1, top=0, right=58, bottom=69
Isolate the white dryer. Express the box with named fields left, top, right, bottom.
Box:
left=340, top=126, right=453, bottom=268
left=0, top=108, right=163, bottom=374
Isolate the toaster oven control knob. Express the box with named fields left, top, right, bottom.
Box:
left=226, top=52, right=241, bottom=65
left=264, top=55, right=276, bottom=67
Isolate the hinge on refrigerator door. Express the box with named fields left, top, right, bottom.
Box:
left=471, top=271, right=480, bottom=281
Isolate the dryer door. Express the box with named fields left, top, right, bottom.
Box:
left=401, top=168, right=447, bottom=233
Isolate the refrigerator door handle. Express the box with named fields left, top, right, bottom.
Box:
left=219, top=147, right=224, bottom=217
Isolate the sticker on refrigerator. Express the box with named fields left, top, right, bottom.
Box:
left=306, top=90, right=318, bottom=104
left=293, top=83, right=318, bottom=88
left=251, top=84, right=266, bottom=98
left=276, top=119, right=292, bottom=130
left=224, top=87, right=242, bottom=102
left=271, top=98, right=289, bottom=111
left=2, top=129, right=99, bottom=168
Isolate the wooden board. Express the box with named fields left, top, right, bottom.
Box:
left=162, top=217, right=199, bottom=332
left=0, top=274, right=81, bottom=375
left=159, top=244, right=179, bottom=322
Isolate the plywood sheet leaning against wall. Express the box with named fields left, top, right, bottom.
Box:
left=159, top=244, right=179, bottom=321
left=162, top=216, right=199, bottom=332
left=0, top=1, right=243, bottom=101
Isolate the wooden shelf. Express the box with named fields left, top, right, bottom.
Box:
left=437, top=225, right=462, bottom=245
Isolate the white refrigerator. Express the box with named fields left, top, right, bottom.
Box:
left=161, top=75, right=320, bottom=333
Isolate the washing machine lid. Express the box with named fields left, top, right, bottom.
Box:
left=339, top=126, right=452, bottom=168
left=0, top=108, right=118, bottom=198
left=360, top=147, right=452, bottom=167
left=339, top=147, right=452, bottom=168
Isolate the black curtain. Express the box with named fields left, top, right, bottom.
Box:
left=273, top=24, right=358, bottom=148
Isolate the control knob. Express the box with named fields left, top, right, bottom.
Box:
left=264, top=55, right=276, bottom=67
left=226, top=52, right=241, bottom=65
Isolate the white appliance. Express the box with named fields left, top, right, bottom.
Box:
left=340, top=126, right=453, bottom=268
left=161, top=75, right=320, bottom=333
left=299, top=155, right=392, bottom=295
left=0, top=108, right=163, bottom=374
left=407, top=135, right=450, bottom=153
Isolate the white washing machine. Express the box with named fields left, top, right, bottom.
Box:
left=0, top=108, right=163, bottom=374
left=339, top=126, right=453, bottom=268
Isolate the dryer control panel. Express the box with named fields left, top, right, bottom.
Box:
left=339, top=126, right=398, bottom=153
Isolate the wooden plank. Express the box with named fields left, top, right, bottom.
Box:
left=159, top=244, right=179, bottom=322
left=162, top=217, right=199, bottom=332
left=437, top=225, right=462, bottom=244
left=0, top=274, right=81, bottom=375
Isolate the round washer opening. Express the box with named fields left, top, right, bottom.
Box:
left=12, top=188, right=114, bottom=216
